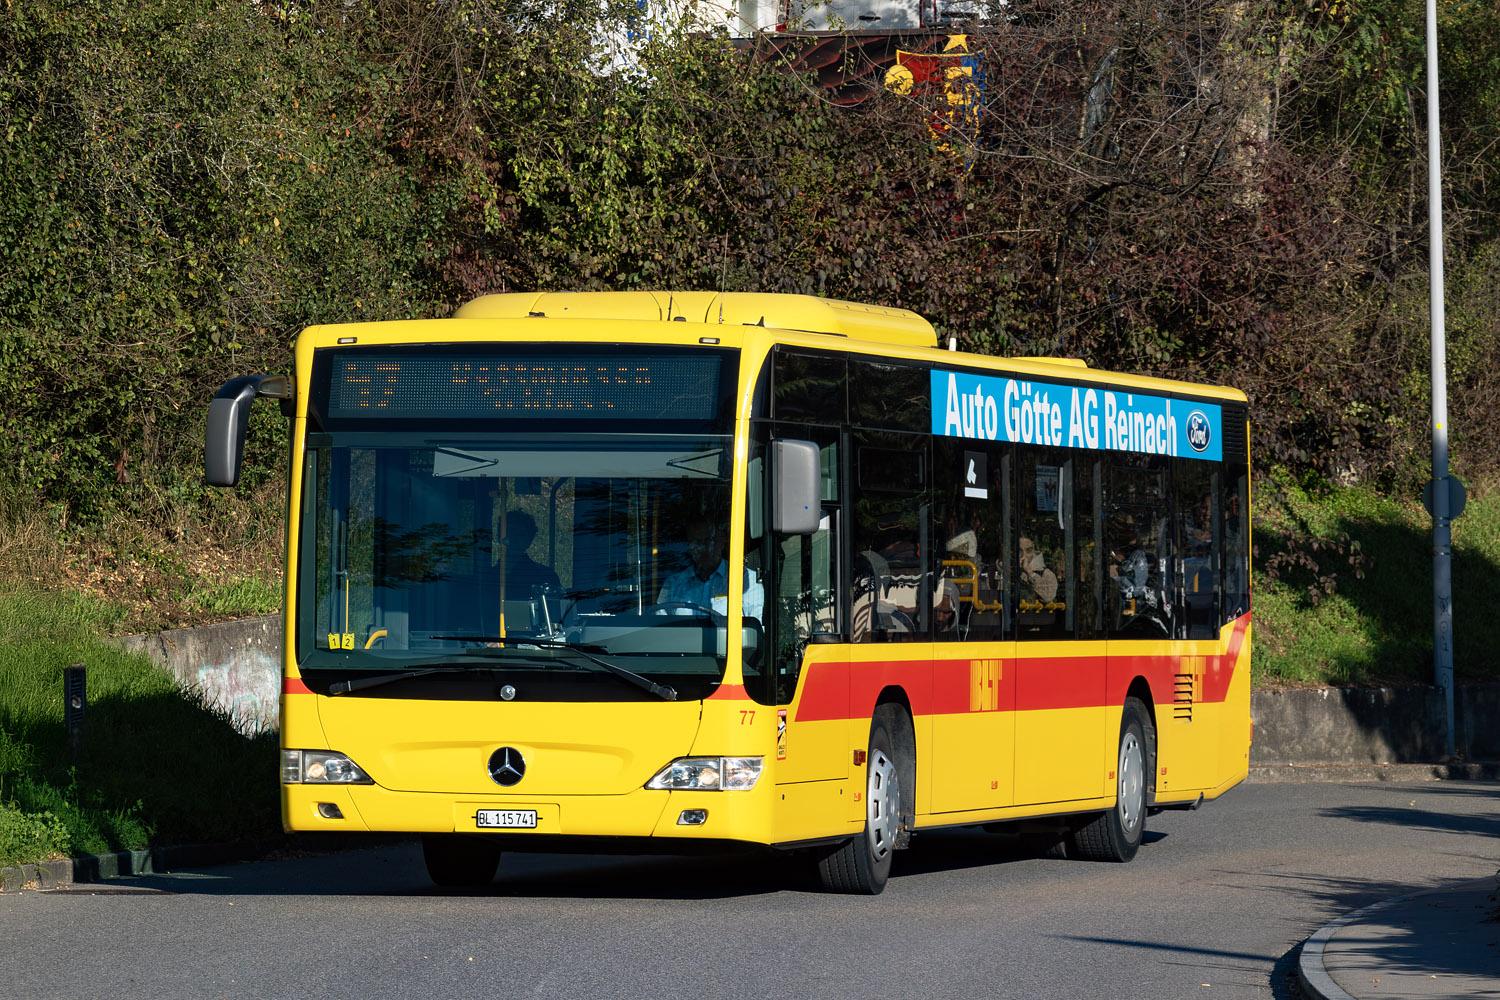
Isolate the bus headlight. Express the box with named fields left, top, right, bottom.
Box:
left=282, top=749, right=374, bottom=784
left=646, top=756, right=763, bottom=791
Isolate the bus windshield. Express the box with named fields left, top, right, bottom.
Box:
left=296, top=431, right=742, bottom=692
left=293, top=345, right=746, bottom=700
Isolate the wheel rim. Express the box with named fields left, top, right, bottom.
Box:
left=866, top=747, right=900, bottom=862
left=1117, top=730, right=1144, bottom=835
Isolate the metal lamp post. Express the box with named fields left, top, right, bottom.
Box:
left=1424, top=0, right=1457, bottom=759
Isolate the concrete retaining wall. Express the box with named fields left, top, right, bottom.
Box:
left=114, top=616, right=281, bottom=735
left=113, top=616, right=1499, bottom=762
left=1250, top=684, right=1500, bottom=765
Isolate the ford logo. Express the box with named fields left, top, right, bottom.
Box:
left=1186, top=411, right=1212, bottom=453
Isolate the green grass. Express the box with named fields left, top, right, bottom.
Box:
left=0, top=584, right=279, bottom=867
left=181, top=576, right=281, bottom=617
left=1251, top=475, right=1500, bottom=687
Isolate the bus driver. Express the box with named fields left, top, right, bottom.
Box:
left=657, top=518, right=764, bottom=622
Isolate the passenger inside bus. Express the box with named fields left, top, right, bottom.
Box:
left=1018, top=536, right=1059, bottom=605
left=1108, top=515, right=1171, bottom=636
left=1108, top=521, right=1149, bottom=599
left=932, top=577, right=961, bottom=635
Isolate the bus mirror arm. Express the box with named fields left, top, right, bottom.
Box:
left=205, top=374, right=292, bottom=487
left=741, top=616, right=765, bottom=668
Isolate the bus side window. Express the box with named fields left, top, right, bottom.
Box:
left=1016, top=446, right=1071, bottom=639
left=1222, top=468, right=1249, bottom=622
left=932, top=439, right=1009, bottom=641
left=773, top=513, right=839, bottom=702
left=851, top=431, right=929, bottom=642
left=1073, top=457, right=1100, bottom=640
left=755, top=427, right=841, bottom=705
left=1220, top=407, right=1250, bottom=624
left=1106, top=456, right=1173, bottom=639
left=773, top=351, right=847, bottom=424
left=1176, top=457, right=1220, bottom=639
left=851, top=360, right=928, bottom=432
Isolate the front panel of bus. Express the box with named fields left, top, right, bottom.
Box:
left=279, top=335, right=780, bottom=845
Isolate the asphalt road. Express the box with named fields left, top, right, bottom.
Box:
left=3, top=779, right=1497, bottom=1000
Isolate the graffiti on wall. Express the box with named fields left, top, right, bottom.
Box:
left=116, top=617, right=284, bottom=737
left=195, top=648, right=280, bottom=735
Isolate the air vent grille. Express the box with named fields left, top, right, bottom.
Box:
left=1173, top=674, right=1195, bottom=721
left=1222, top=405, right=1248, bottom=465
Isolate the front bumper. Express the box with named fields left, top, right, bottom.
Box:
left=283, top=781, right=776, bottom=845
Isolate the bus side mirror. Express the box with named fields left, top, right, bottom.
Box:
left=771, top=439, right=820, bottom=534
left=205, top=375, right=291, bottom=487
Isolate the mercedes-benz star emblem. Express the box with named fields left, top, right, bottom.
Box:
left=488, top=747, right=526, bottom=787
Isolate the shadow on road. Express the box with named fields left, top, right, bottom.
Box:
left=65, top=844, right=812, bottom=900
left=60, top=823, right=1149, bottom=901
left=1316, top=782, right=1500, bottom=842
left=891, top=826, right=1167, bottom=878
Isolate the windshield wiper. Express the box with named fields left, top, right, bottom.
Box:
left=433, top=636, right=677, bottom=701
left=328, top=662, right=498, bottom=696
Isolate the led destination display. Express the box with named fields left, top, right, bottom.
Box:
left=323, top=351, right=729, bottom=421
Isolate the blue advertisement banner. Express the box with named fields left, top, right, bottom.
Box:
left=930, top=369, right=1222, bottom=462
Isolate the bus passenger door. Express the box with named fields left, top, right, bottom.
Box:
left=929, top=439, right=1016, bottom=814
left=750, top=426, right=849, bottom=787
left=1014, top=448, right=1106, bottom=806
left=773, top=509, right=849, bottom=785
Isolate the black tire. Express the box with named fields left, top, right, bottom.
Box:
left=422, top=834, right=502, bottom=887
left=817, top=705, right=908, bottom=894
left=1069, top=697, right=1150, bottom=863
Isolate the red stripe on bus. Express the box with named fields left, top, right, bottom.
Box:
left=284, top=677, right=312, bottom=695
left=1209, top=613, right=1250, bottom=702
left=796, top=658, right=939, bottom=723
left=1015, top=656, right=1109, bottom=713
left=708, top=683, right=747, bottom=701
left=794, top=613, right=1250, bottom=723
left=794, top=658, right=849, bottom=722
left=1105, top=613, right=1250, bottom=708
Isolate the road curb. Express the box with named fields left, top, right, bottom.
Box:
left=0, top=834, right=414, bottom=893
left=1296, top=876, right=1500, bottom=1000
left=1, top=839, right=285, bottom=894
left=1250, top=761, right=1500, bottom=783
left=0, top=858, right=74, bottom=893
left=1297, top=894, right=1407, bottom=1000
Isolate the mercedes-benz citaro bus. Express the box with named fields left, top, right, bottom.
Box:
left=205, top=291, right=1251, bottom=894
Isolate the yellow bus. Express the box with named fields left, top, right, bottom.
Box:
left=205, top=291, right=1251, bottom=894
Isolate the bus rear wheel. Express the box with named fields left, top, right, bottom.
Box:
left=818, top=705, right=905, bottom=894
left=422, top=834, right=502, bottom=887
left=1069, top=697, right=1149, bottom=863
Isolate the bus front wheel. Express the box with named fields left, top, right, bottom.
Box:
left=422, top=834, right=502, bottom=887
left=1069, top=697, right=1149, bottom=863
left=818, top=705, right=905, bottom=894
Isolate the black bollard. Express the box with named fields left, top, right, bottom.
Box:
left=64, top=663, right=86, bottom=748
